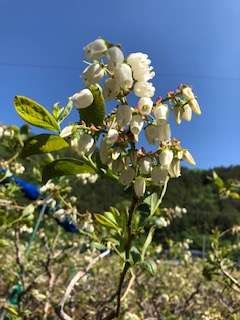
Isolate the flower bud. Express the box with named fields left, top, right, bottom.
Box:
left=181, top=104, right=192, bottom=121
left=82, top=63, right=105, bottom=84
left=139, top=157, right=152, bottom=174
left=183, top=150, right=196, bottom=166
left=106, top=128, right=119, bottom=145
left=159, top=149, right=174, bottom=167
left=114, top=63, right=133, bottom=91
left=116, top=104, right=132, bottom=128
left=168, top=159, right=181, bottom=178
left=134, top=177, right=146, bottom=198
left=84, top=39, right=107, bottom=60
left=151, top=166, right=168, bottom=185
left=107, top=46, right=124, bottom=68
left=71, top=89, right=93, bottom=109
left=103, top=78, right=120, bottom=100
left=138, top=97, right=153, bottom=115
left=134, top=81, right=155, bottom=98
left=154, top=104, right=168, bottom=122
left=130, top=114, right=144, bottom=141
left=119, top=167, right=135, bottom=185
left=72, top=133, right=94, bottom=155
left=189, top=99, right=201, bottom=115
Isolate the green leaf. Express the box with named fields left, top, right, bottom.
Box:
left=14, top=96, right=60, bottom=132
left=95, top=213, right=120, bottom=231
left=22, top=134, right=69, bottom=157
left=78, top=84, right=105, bottom=126
left=141, top=226, right=155, bottom=261
left=58, top=100, right=73, bottom=123
left=141, top=259, right=157, bottom=275
left=42, top=158, right=96, bottom=183
left=144, top=193, right=159, bottom=216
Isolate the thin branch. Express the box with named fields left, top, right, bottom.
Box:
left=57, top=249, right=110, bottom=320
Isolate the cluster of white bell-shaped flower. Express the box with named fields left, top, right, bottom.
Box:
left=67, top=38, right=201, bottom=199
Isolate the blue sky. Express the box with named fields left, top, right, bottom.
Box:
left=0, top=0, right=239, bottom=169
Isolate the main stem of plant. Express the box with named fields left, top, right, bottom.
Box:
left=115, top=195, right=138, bottom=318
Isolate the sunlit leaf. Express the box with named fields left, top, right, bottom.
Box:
left=14, top=96, right=60, bottom=132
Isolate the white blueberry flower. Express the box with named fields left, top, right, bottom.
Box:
left=173, top=107, right=182, bottom=125
left=181, top=86, right=201, bottom=115
left=181, top=104, right=192, bottom=121
left=82, top=63, right=105, bottom=84
left=127, top=52, right=155, bottom=82
left=183, top=150, right=196, bottom=166
left=159, top=149, right=174, bottom=167
left=116, top=104, right=132, bottom=128
left=71, top=89, right=93, bottom=109
left=145, top=125, right=158, bottom=145
left=138, top=97, right=153, bottom=115
left=151, top=166, right=169, bottom=185
left=168, top=159, right=181, bottom=178
left=84, top=38, right=107, bottom=60
left=156, top=122, right=171, bottom=142
left=0, top=126, right=4, bottom=139
left=72, top=133, right=94, bottom=155
left=130, top=114, right=144, bottom=141
left=139, top=157, right=152, bottom=174
left=134, top=81, right=155, bottom=98
left=103, top=78, right=120, bottom=100
left=134, top=177, right=146, bottom=198
left=154, top=104, right=169, bottom=122
left=106, top=128, right=119, bottom=145
left=114, top=63, right=133, bottom=91
left=107, top=46, right=124, bottom=68
left=119, top=167, right=135, bottom=185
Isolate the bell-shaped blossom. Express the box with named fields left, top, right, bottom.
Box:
left=138, top=97, right=153, bottom=115
left=134, top=177, right=146, bottom=198
left=103, top=78, right=120, bottom=100
left=145, top=123, right=171, bottom=145
left=130, top=114, right=144, bottom=141
left=71, top=89, right=93, bottom=109
left=72, top=133, right=94, bottom=155
left=119, top=167, right=135, bottom=185
left=107, top=46, right=124, bottom=68
left=183, top=150, right=196, bottom=166
left=84, top=39, right=107, bottom=61
left=127, top=52, right=155, bottom=82
left=181, top=104, right=192, bottom=121
left=168, top=159, right=181, bottom=178
left=82, top=63, right=105, bottom=84
left=156, top=122, right=171, bottom=142
left=154, top=104, right=169, bottom=123
left=116, top=104, right=132, bottom=128
left=106, top=128, right=119, bottom=145
left=173, top=107, right=182, bottom=125
left=114, top=63, right=133, bottom=91
left=139, top=157, right=152, bottom=175
left=159, top=149, right=174, bottom=167
left=134, top=81, right=155, bottom=98
left=151, top=166, right=169, bottom=185
left=181, top=86, right=201, bottom=115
